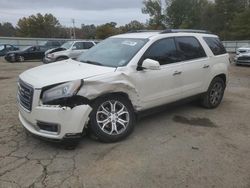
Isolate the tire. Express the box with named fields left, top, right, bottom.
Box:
left=89, top=95, right=135, bottom=143
left=201, top=77, right=226, bottom=109
left=56, top=57, right=68, bottom=62
left=18, top=56, right=24, bottom=62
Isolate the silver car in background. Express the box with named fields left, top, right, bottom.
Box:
left=235, top=45, right=250, bottom=65
left=43, top=40, right=97, bottom=63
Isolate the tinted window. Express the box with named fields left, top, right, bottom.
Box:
left=203, top=37, right=227, bottom=55
left=73, top=42, right=84, bottom=50
left=144, top=38, right=179, bottom=65
left=175, top=37, right=206, bottom=61
left=84, top=42, right=94, bottom=49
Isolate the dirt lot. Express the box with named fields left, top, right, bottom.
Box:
left=0, top=57, right=249, bottom=188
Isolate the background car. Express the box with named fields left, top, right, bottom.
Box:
left=235, top=45, right=250, bottom=65
left=5, top=45, right=47, bottom=62
left=43, top=40, right=65, bottom=50
left=43, top=40, right=97, bottom=63
left=0, top=44, right=19, bottom=56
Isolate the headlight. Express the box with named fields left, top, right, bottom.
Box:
left=42, top=80, right=82, bottom=103
left=47, top=53, right=54, bottom=58
left=9, top=53, right=15, bottom=57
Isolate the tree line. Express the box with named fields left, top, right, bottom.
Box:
left=143, top=0, right=250, bottom=40
left=0, top=0, right=249, bottom=40
left=0, top=13, right=145, bottom=39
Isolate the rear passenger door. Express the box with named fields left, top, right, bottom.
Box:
left=175, top=36, right=209, bottom=97
left=134, top=38, right=184, bottom=109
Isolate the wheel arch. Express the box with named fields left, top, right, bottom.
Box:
left=91, top=92, right=136, bottom=111
left=214, top=74, right=227, bottom=84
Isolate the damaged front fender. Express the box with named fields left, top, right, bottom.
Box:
left=78, top=72, right=142, bottom=111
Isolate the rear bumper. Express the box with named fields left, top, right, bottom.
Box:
left=18, top=104, right=92, bottom=140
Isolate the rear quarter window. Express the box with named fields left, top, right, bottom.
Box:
left=203, top=37, right=227, bottom=56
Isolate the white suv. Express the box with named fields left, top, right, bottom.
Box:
left=43, top=40, right=96, bottom=63
left=18, top=30, right=229, bottom=144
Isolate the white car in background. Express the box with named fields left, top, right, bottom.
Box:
left=235, top=45, right=250, bottom=65
left=43, top=40, right=97, bottom=63
left=18, top=30, right=229, bottom=146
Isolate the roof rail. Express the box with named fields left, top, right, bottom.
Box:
left=161, top=29, right=211, bottom=34
left=127, top=30, right=162, bottom=33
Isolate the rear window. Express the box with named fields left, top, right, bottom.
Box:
left=203, top=37, right=227, bottom=56
left=175, top=36, right=207, bottom=61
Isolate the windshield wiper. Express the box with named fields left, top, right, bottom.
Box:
left=80, top=60, right=104, bottom=66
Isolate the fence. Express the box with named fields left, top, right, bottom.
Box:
left=0, top=37, right=83, bottom=50
left=223, top=41, right=250, bottom=53
left=1, top=37, right=250, bottom=53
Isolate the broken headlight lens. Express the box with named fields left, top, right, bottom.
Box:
left=42, top=80, right=82, bottom=104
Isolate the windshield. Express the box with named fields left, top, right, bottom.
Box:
left=61, top=41, right=73, bottom=49
left=77, top=38, right=148, bottom=67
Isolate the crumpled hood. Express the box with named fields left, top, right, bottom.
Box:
left=19, top=59, right=116, bottom=88
left=45, top=47, right=66, bottom=55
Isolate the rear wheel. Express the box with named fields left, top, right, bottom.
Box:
left=89, top=95, right=135, bottom=143
left=201, top=77, right=225, bottom=109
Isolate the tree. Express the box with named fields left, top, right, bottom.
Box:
left=119, top=20, right=146, bottom=33
left=230, top=8, right=250, bottom=40
left=96, top=22, right=118, bottom=39
left=214, top=0, right=247, bottom=39
left=0, top=22, right=16, bottom=37
left=16, top=13, right=61, bottom=38
left=166, top=0, right=209, bottom=29
left=142, top=0, right=166, bottom=29
left=81, top=24, right=97, bottom=39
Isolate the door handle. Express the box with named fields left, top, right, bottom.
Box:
left=173, top=71, right=182, bottom=76
left=203, top=64, right=210, bottom=69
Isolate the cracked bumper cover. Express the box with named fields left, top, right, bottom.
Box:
left=18, top=104, right=92, bottom=140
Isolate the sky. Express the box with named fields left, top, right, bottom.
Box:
left=0, top=0, right=149, bottom=27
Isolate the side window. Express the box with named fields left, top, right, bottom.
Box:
left=175, top=37, right=206, bottom=61
left=73, top=42, right=84, bottom=50
left=83, top=42, right=94, bottom=49
left=6, top=45, right=13, bottom=50
left=203, top=37, right=227, bottom=56
left=144, top=38, right=179, bottom=65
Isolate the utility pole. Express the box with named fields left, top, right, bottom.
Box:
left=72, top=19, right=76, bottom=39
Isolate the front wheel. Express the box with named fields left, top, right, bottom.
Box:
left=89, top=95, right=135, bottom=143
left=17, top=55, right=25, bottom=62
left=201, top=77, right=225, bottom=109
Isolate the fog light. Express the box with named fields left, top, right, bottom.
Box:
left=37, top=121, right=59, bottom=133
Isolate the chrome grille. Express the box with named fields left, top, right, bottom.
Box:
left=18, top=79, right=34, bottom=111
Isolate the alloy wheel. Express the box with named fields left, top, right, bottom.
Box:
left=96, top=100, right=130, bottom=135
left=209, top=82, right=223, bottom=105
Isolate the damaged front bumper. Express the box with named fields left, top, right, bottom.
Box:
left=18, top=103, right=92, bottom=141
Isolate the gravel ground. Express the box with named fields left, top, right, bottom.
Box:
left=0, top=58, right=249, bottom=188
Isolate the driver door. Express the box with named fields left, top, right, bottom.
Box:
left=132, top=38, right=184, bottom=109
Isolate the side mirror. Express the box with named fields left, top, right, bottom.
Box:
left=140, top=58, right=160, bottom=70
left=72, top=46, right=77, bottom=50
